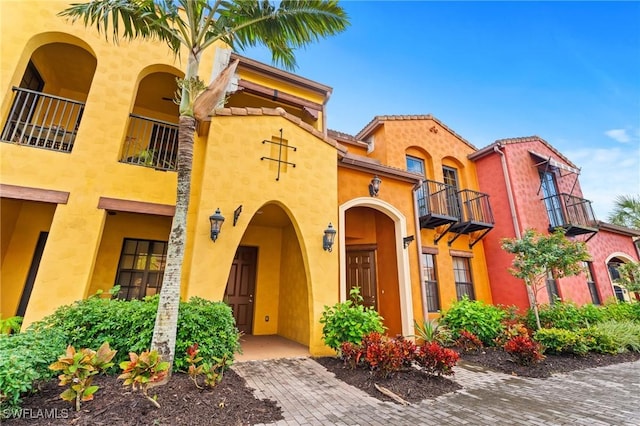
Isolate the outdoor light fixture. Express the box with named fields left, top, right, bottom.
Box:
left=323, top=223, right=337, bottom=252
left=403, top=235, right=415, bottom=249
left=233, top=205, right=242, bottom=226
left=369, top=175, right=382, bottom=197
left=209, top=208, right=225, bottom=242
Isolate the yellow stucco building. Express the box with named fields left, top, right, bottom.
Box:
left=1, top=1, right=494, bottom=355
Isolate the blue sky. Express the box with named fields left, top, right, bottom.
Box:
left=241, top=1, right=640, bottom=220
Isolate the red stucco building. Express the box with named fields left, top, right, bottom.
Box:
left=470, top=136, right=640, bottom=310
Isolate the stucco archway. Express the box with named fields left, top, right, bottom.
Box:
left=339, top=197, right=414, bottom=336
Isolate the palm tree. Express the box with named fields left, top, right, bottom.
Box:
left=608, top=195, right=640, bottom=230
left=59, top=0, right=349, bottom=376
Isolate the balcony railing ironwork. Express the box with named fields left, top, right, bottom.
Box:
left=120, top=114, right=178, bottom=171
left=1, top=87, right=84, bottom=153
left=450, top=189, right=495, bottom=233
left=416, top=180, right=460, bottom=228
left=542, top=193, right=598, bottom=237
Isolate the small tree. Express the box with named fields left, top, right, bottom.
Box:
left=616, top=261, right=640, bottom=293
left=501, top=229, right=591, bottom=330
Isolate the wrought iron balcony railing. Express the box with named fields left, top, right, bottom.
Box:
left=1, top=87, right=84, bottom=153
left=416, top=180, right=460, bottom=228
left=542, top=193, right=598, bottom=237
left=120, top=114, right=178, bottom=171
left=450, top=189, right=495, bottom=233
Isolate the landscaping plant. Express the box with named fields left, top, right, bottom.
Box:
left=0, top=316, right=22, bottom=335
left=360, top=332, right=416, bottom=378
left=414, top=342, right=460, bottom=376
left=455, top=330, right=484, bottom=352
left=534, top=328, right=590, bottom=355
left=0, top=328, right=67, bottom=416
left=590, top=320, right=640, bottom=353
left=320, top=287, right=385, bottom=352
left=49, top=342, right=117, bottom=411
left=118, top=350, right=170, bottom=408
left=501, top=228, right=591, bottom=330
left=185, top=343, right=233, bottom=389
left=503, top=336, right=544, bottom=365
left=440, top=297, right=506, bottom=345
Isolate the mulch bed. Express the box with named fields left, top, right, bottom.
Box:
left=314, top=357, right=461, bottom=403
left=459, top=347, right=640, bottom=378
left=5, top=350, right=640, bottom=424
left=4, top=370, right=283, bottom=426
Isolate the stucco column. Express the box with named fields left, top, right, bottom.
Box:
left=22, top=197, right=106, bottom=327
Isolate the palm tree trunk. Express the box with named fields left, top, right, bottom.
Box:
left=151, top=114, right=196, bottom=378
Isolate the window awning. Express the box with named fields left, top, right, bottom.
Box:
left=529, top=150, right=579, bottom=175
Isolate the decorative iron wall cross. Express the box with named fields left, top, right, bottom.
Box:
left=261, top=128, right=297, bottom=181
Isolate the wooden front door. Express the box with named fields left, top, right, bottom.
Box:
left=225, top=246, right=257, bottom=334
left=346, top=248, right=377, bottom=310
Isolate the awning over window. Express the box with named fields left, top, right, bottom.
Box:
left=529, top=150, right=579, bottom=175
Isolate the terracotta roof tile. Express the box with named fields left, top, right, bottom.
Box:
left=471, top=135, right=578, bottom=169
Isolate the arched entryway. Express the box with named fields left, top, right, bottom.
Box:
left=225, top=202, right=311, bottom=349
left=339, top=198, right=414, bottom=337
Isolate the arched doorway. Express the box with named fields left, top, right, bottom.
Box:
left=339, top=198, right=414, bottom=337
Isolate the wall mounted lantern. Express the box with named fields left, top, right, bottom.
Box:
left=209, top=208, right=225, bottom=242
left=323, top=223, right=337, bottom=252
left=369, top=175, right=382, bottom=197
left=403, top=235, right=415, bottom=249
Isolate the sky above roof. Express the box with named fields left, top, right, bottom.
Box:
left=241, top=1, right=640, bottom=220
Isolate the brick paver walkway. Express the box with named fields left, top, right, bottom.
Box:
left=232, top=357, right=640, bottom=426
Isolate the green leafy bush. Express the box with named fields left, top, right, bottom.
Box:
left=413, top=319, right=454, bottom=346
left=578, top=327, right=620, bottom=354
left=527, top=301, right=586, bottom=330
left=30, top=294, right=240, bottom=372
left=600, top=302, right=640, bottom=323
left=0, top=316, right=23, bottom=335
left=439, top=297, right=506, bottom=346
left=533, top=328, right=589, bottom=355
left=0, top=328, right=67, bottom=415
left=578, top=304, right=605, bottom=326
left=590, top=320, right=640, bottom=353
left=320, top=288, right=385, bottom=351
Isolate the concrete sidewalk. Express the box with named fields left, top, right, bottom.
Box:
left=233, top=357, right=640, bottom=426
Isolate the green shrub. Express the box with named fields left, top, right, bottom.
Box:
left=578, top=304, right=605, bottom=326
left=439, top=297, right=506, bottom=346
left=30, top=294, right=240, bottom=372
left=590, top=320, right=640, bottom=353
left=0, top=316, right=23, bottom=335
left=320, top=288, right=385, bottom=351
left=600, top=302, right=640, bottom=323
left=413, top=319, right=453, bottom=346
left=533, top=328, right=589, bottom=355
left=527, top=301, right=586, bottom=330
left=0, top=328, right=67, bottom=415
left=578, top=327, right=620, bottom=354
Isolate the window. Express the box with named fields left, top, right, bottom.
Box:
left=422, top=253, right=440, bottom=311
left=442, top=166, right=460, bottom=218
left=584, top=262, right=601, bottom=305
left=453, top=256, right=474, bottom=300
left=540, top=171, right=563, bottom=228
left=545, top=270, right=560, bottom=303
left=406, top=155, right=425, bottom=176
left=115, top=239, right=167, bottom=300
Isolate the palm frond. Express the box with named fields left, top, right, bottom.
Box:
left=212, top=0, right=349, bottom=70
left=58, top=0, right=182, bottom=53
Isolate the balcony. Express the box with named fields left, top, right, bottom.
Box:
left=416, top=180, right=460, bottom=229
left=417, top=181, right=494, bottom=247
left=542, top=193, right=599, bottom=238
left=1, top=87, right=84, bottom=153
left=450, top=189, right=495, bottom=234
left=120, top=114, right=178, bottom=171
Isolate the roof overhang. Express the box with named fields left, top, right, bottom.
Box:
left=529, top=150, right=580, bottom=175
